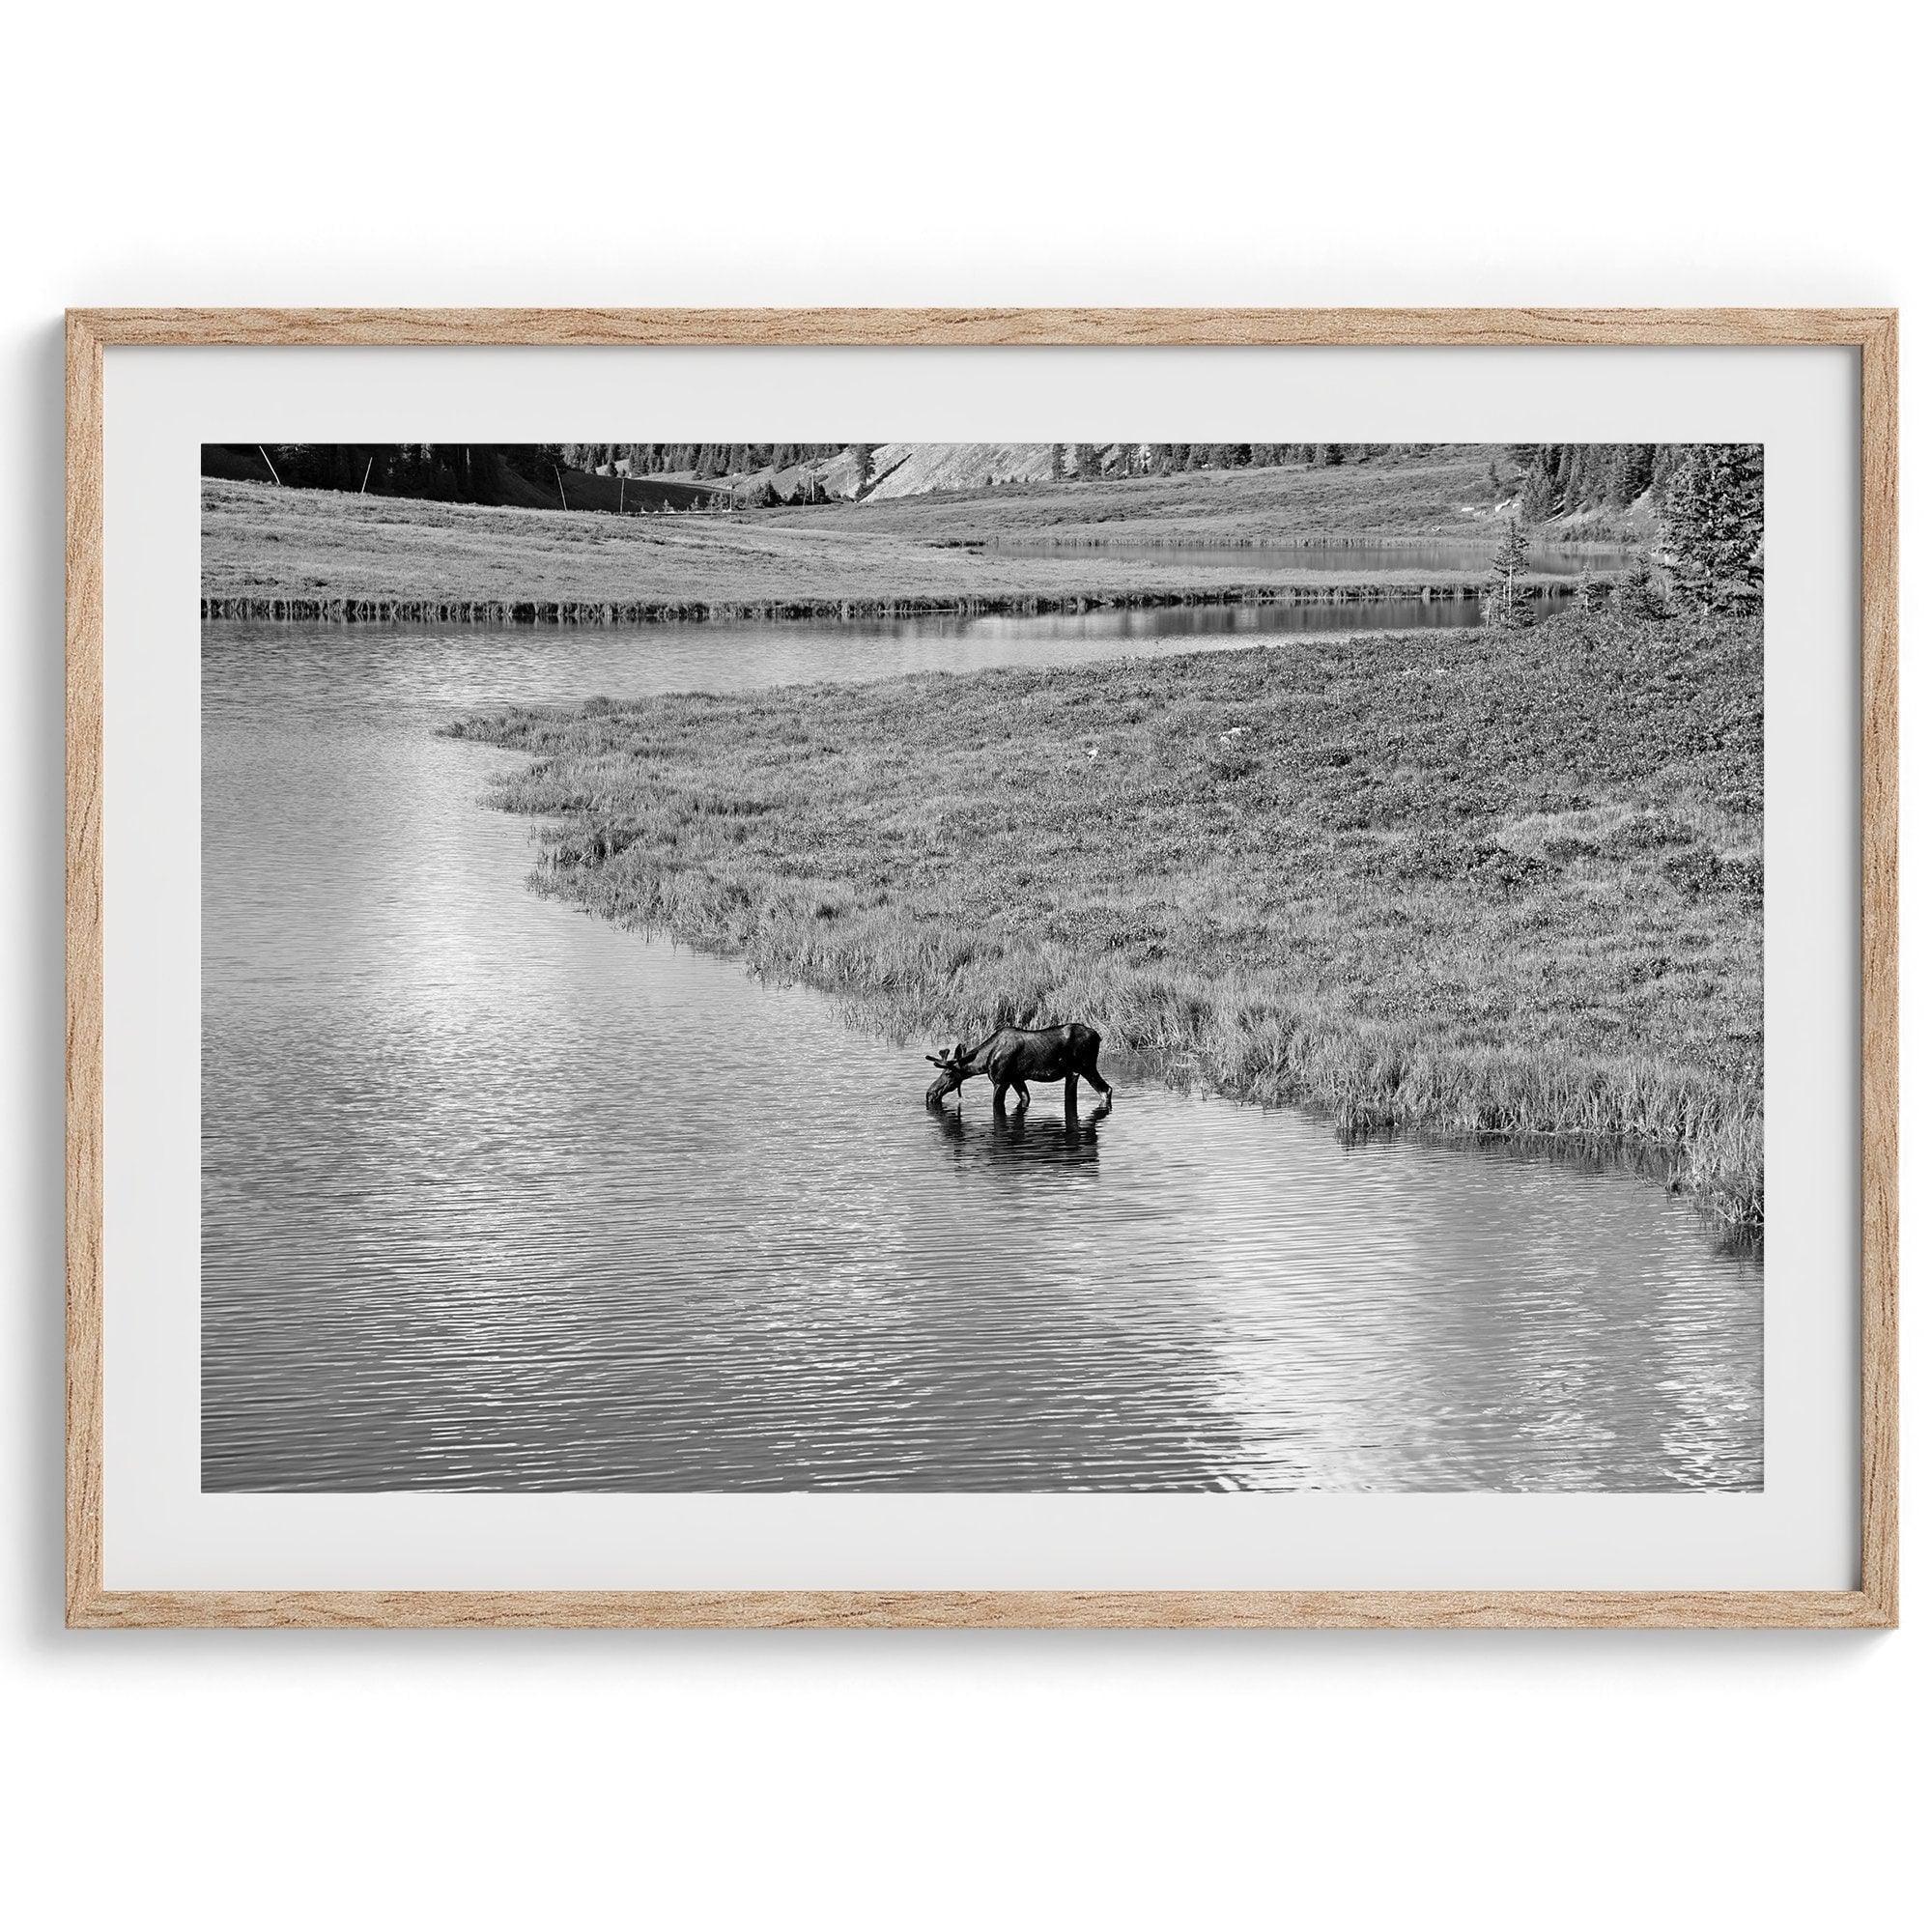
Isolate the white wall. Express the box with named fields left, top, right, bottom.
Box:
left=2, top=5, right=1921, bottom=1924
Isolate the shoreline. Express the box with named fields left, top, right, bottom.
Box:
left=628, top=903, right=1762, bottom=1249
left=570, top=882, right=1761, bottom=1240
left=200, top=578, right=1562, bottom=625
left=520, top=891, right=1757, bottom=1251
left=447, top=614, right=1764, bottom=1233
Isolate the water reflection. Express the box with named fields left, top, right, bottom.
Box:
left=931, top=1098, right=1107, bottom=1172
left=201, top=611, right=1761, bottom=1492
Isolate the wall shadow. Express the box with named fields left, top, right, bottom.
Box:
left=17, top=318, right=70, bottom=1646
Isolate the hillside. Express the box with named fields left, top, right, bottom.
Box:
left=865, top=443, right=1062, bottom=497
left=202, top=443, right=722, bottom=515
left=657, top=442, right=1060, bottom=505
left=652, top=443, right=1501, bottom=519
left=773, top=447, right=1518, bottom=543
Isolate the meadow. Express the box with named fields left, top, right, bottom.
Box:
left=448, top=604, right=1764, bottom=1229
left=200, top=458, right=1569, bottom=621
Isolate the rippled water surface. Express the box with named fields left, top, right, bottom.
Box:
left=203, top=609, right=1761, bottom=1492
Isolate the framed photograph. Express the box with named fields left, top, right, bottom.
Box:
left=66, top=308, right=1896, bottom=1629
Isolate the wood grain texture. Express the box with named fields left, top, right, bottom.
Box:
left=65, top=312, right=105, bottom=1631
left=60, top=1588, right=1896, bottom=1632
left=67, top=305, right=1895, bottom=349
left=63, top=307, right=1900, bottom=1631
left=1858, top=313, right=1901, bottom=1628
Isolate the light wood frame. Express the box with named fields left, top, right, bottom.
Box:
left=65, top=307, right=1899, bottom=1630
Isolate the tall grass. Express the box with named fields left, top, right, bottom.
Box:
left=448, top=606, right=1763, bottom=1229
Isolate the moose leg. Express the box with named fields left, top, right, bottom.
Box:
left=1081, top=1053, right=1113, bottom=1109
left=1064, top=1074, right=1080, bottom=1111
left=992, top=1080, right=1009, bottom=1113
left=1012, top=1080, right=1030, bottom=1113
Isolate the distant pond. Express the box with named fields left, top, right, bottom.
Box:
left=989, top=536, right=1634, bottom=577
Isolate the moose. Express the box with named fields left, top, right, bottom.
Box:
left=924, top=1023, right=1113, bottom=1114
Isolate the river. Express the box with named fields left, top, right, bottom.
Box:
left=201, top=597, right=1761, bottom=1492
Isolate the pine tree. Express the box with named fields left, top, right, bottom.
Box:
left=848, top=442, right=874, bottom=494
left=1486, top=520, right=1533, bottom=629
left=1517, top=456, right=1556, bottom=524
left=1610, top=443, right=1656, bottom=508
left=1047, top=443, right=1065, bottom=481
left=1554, top=443, right=1579, bottom=512
left=1615, top=558, right=1668, bottom=618
left=1655, top=444, right=1763, bottom=620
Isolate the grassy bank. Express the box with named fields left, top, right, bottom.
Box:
left=201, top=473, right=1577, bottom=620
left=448, top=606, right=1763, bottom=1229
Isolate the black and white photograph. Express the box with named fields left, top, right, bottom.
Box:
left=200, top=436, right=1766, bottom=1495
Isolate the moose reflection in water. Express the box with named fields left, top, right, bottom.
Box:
left=925, top=1022, right=1114, bottom=1114
left=932, top=1096, right=1105, bottom=1169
